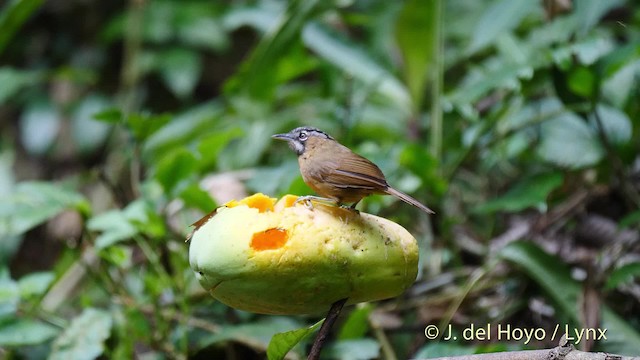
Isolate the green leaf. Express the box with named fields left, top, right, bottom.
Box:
left=93, top=108, right=123, bottom=124
left=606, top=262, right=640, bottom=290
left=49, top=308, right=113, bottom=360
left=467, top=0, right=540, bottom=54
left=602, top=58, right=640, bottom=108
left=126, top=113, right=171, bottom=143
left=18, top=272, right=55, bottom=299
left=590, top=104, right=632, bottom=144
left=302, top=22, right=411, bottom=113
left=0, top=182, right=90, bottom=238
left=537, top=111, right=603, bottom=168
left=88, top=210, right=137, bottom=249
left=0, top=0, right=45, bottom=54
left=395, top=0, right=438, bottom=111
left=567, top=66, right=596, bottom=98
left=196, top=127, right=243, bottom=170
left=473, top=172, right=564, bottom=214
left=143, top=102, right=222, bottom=160
left=177, top=15, right=228, bottom=51
left=154, top=149, right=198, bottom=194
left=0, top=319, right=59, bottom=346
left=229, top=0, right=324, bottom=99
left=179, top=184, right=216, bottom=213
left=98, top=245, right=132, bottom=268
left=158, top=48, right=202, bottom=99
left=337, top=304, right=372, bottom=340
left=0, top=67, right=43, bottom=105
left=500, top=241, right=640, bottom=355
left=574, top=0, right=625, bottom=37
left=266, top=319, right=323, bottom=360
left=0, top=274, right=19, bottom=318
left=88, top=199, right=162, bottom=249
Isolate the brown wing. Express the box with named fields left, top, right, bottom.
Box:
left=322, top=152, right=388, bottom=191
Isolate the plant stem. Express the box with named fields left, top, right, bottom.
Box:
left=308, top=298, right=347, bottom=360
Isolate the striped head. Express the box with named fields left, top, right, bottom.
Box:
left=271, top=127, right=334, bottom=156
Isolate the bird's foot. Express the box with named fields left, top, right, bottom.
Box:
left=339, top=204, right=360, bottom=214
left=294, top=196, right=337, bottom=210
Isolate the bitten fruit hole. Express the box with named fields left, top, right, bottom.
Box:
left=251, top=228, right=289, bottom=250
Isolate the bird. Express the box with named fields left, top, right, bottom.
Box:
left=272, top=126, right=435, bottom=214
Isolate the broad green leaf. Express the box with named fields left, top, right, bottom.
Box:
left=302, top=22, right=411, bottom=113
left=88, top=210, right=137, bottom=249
left=500, top=241, right=640, bottom=355
left=0, top=182, right=90, bottom=237
left=0, top=152, right=21, bottom=264
left=395, top=0, right=438, bottom=111
left=179, top=184, right=216, bottom=213
left=71, top=95, right=113, bottom=155
left=0, top=0, right=45, bottom=54
left=323, top=339, right=380, bottom=360
left=602, top=59, right=640, bottom=108
left=98, top=245, right=132, bottom=268
left=590, top=104, right=632, bottom=144
left=154, top=149, right=198, bottom=194
left=467, top=0, right=540, bottom=54
left=88, top=199, right=163, bottom=249
left=0, top=319, right=59, bottom=346
left=537, top=112, right=603, bottom=168
left=92, top=108, right=123, bottom=124
left=158, top=48, right=202, bottom=99
left=473, top=173, right=563, bottom=214
left=0, top=274, right=19, bottom=318
left=228, top=0, right=323, bottom=99
left=606, top=262, right=640, bottom=290
left=143, top=102, right=222, bottom=160
left=574, top=0, right=625, bottom=37
left=49, top=308, right=113, bottom=360
left=567, top=66, right=596, bottom=98
left=445, top=61, right=526, bottom=116
left=125, top=113, right=171, bottom=143
left=223, top=3, right=280, bottom=33
left=218, top=120, right=273, bottom=169
left=18, top=272, right=55, bottom=299
left=177, top=15, right=228, bottom=51
left=266, top=319, right=323, bottom=360
left=196, top=127, right=243, bottom=170
left=19, top=100, right=60, bottom=156
left=337, top=304, right=372, bottom=340
left=0, top=67, right=43, bottom=105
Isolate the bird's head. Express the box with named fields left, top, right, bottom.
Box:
left=271, top=126, right=333, bottom=155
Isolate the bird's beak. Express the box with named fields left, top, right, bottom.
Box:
left=272, top=133, right=293, bottom=141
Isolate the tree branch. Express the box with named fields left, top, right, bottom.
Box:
left=308, top=298, right=348, bottom=360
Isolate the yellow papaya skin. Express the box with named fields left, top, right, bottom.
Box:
left=189, top=194, right=418, bottom=315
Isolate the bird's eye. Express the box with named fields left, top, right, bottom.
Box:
left=298, top=132, right=308, bottom=140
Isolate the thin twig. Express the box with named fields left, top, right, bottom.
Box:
left=308, top=298, right=348, bottom=360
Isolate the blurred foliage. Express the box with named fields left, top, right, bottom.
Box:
left=0, top=0, right=639, bottom=359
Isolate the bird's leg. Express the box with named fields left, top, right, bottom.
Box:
left=294, top=195, right=338, bottom=209
left=339, top=200, right=361, bottom=213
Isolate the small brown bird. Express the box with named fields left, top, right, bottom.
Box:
left=272, top=126, right=435, bottom=214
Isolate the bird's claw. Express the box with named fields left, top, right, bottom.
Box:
left=294, top=196, right=315, bottom=210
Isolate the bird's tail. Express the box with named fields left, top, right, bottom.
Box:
left=385, top=187, right=435, bottom=214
